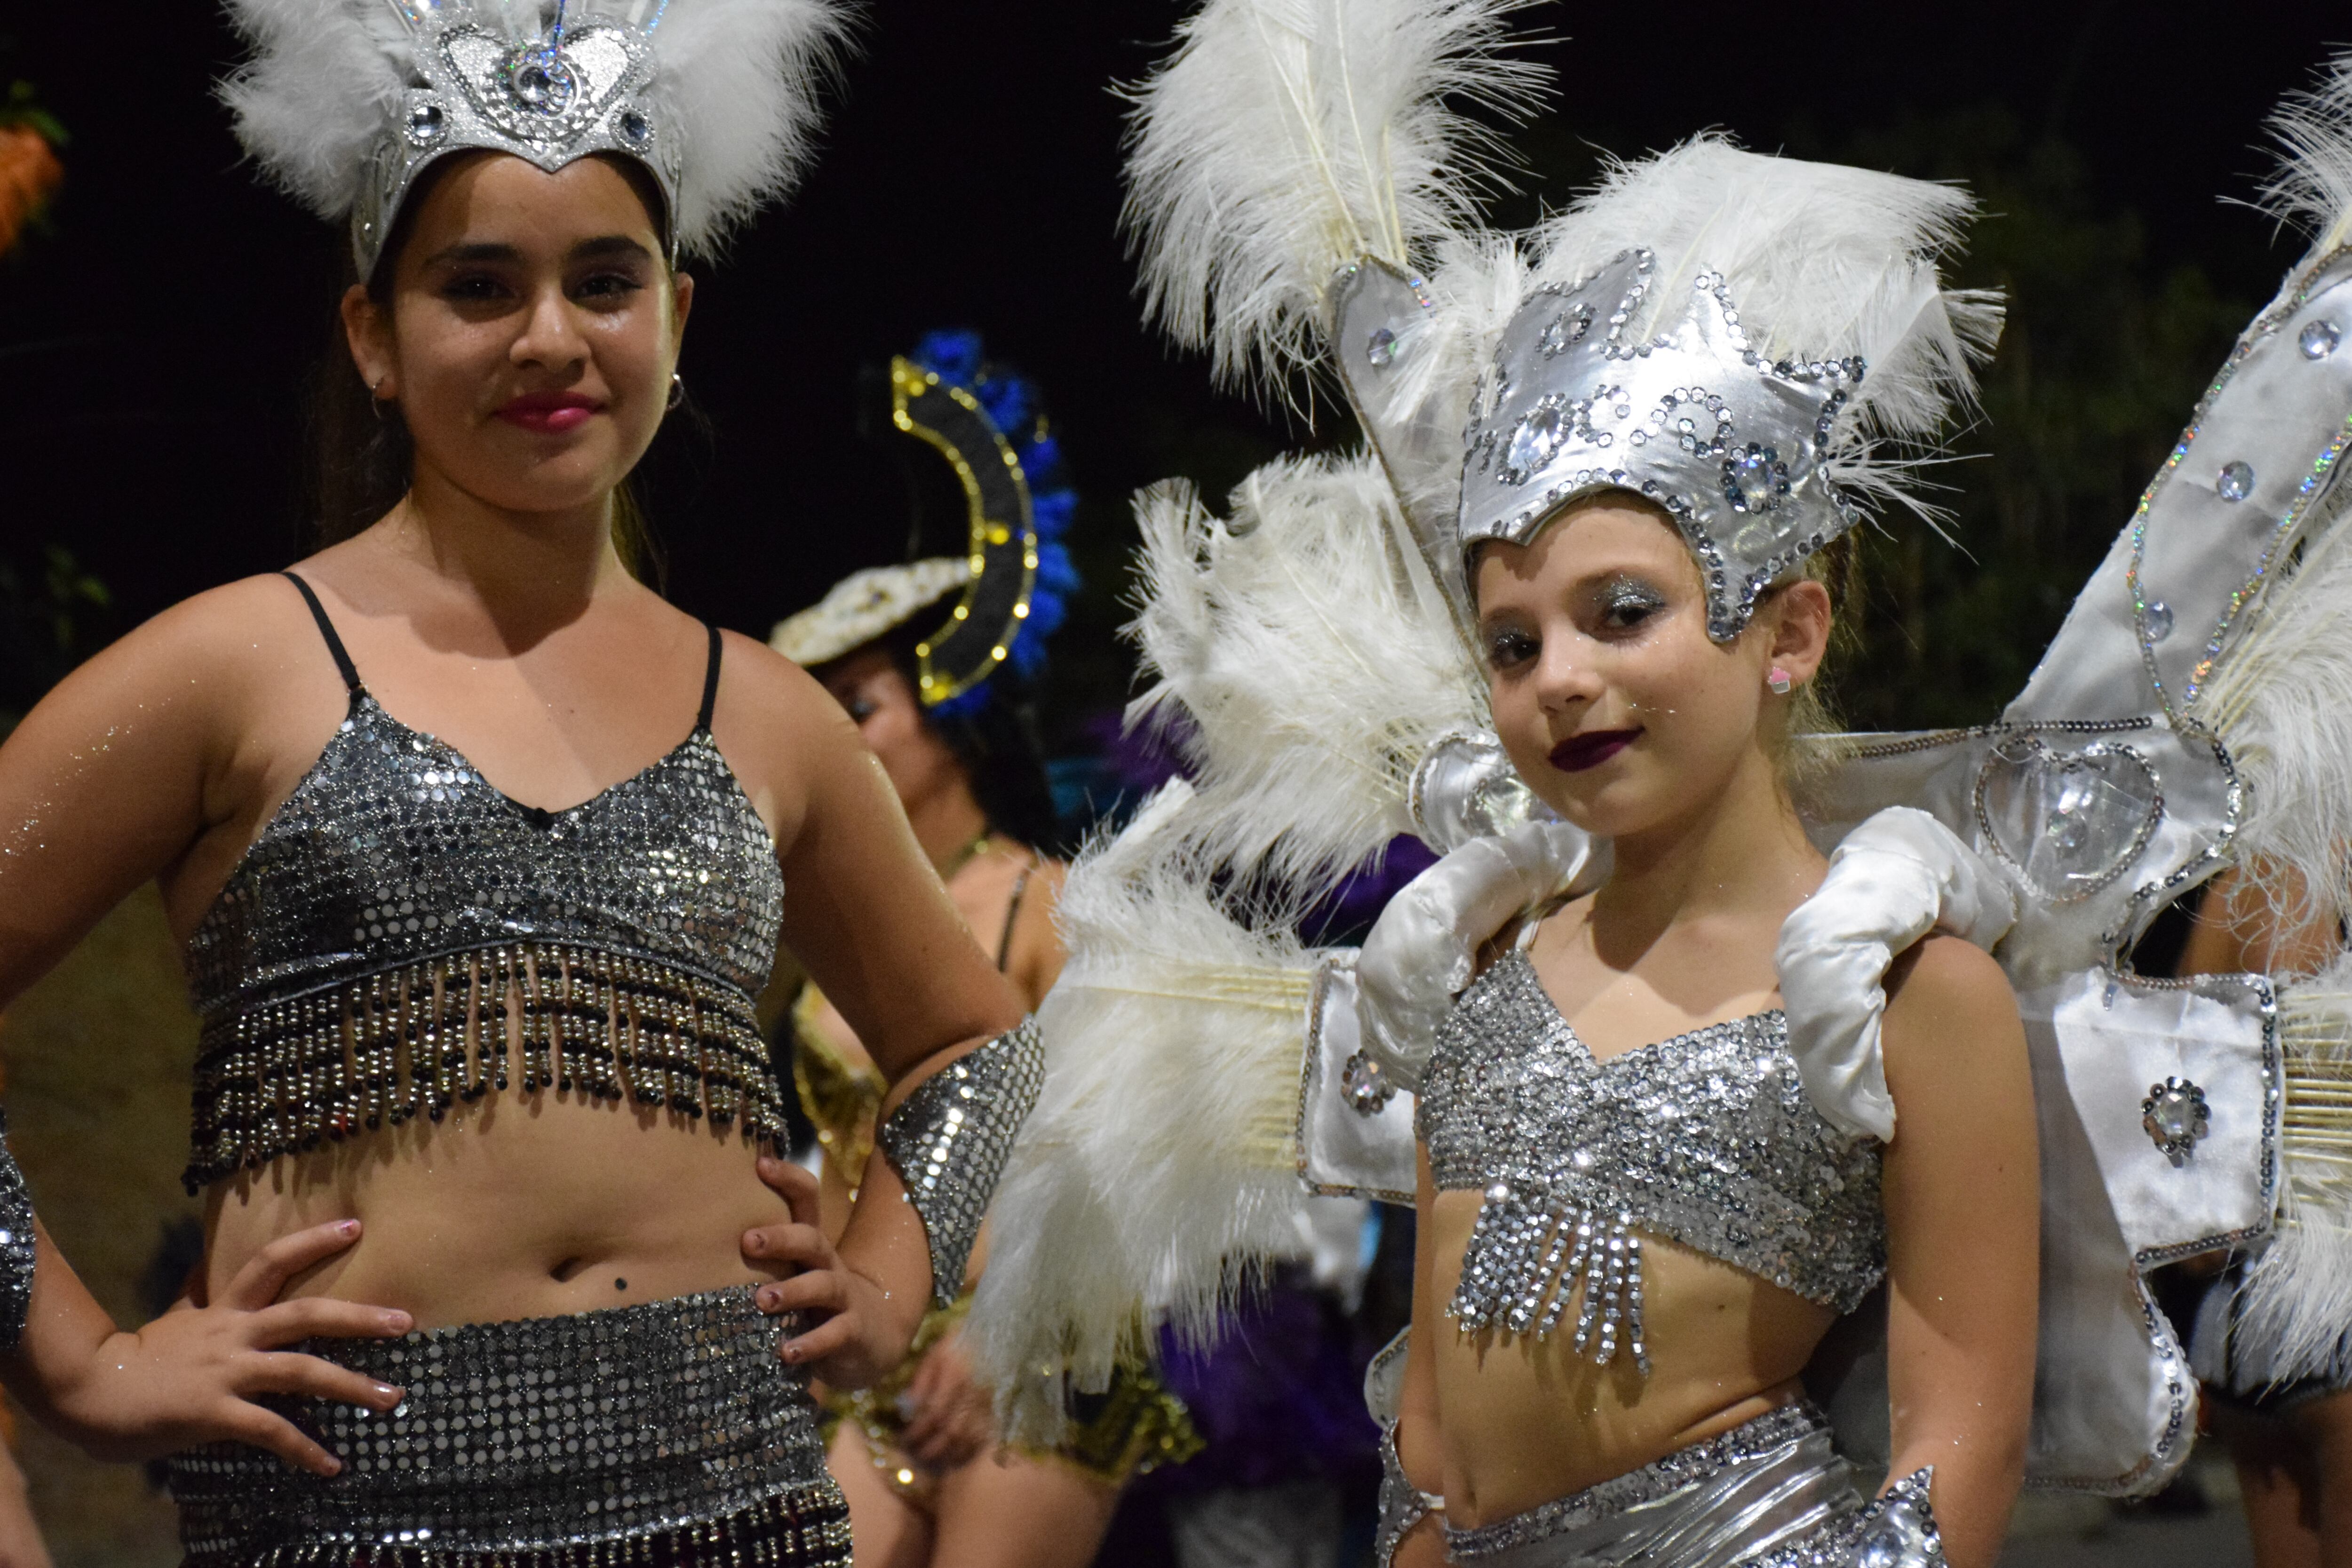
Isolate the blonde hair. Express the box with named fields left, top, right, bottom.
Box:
left=1757, top=531, right=1859, bottom=801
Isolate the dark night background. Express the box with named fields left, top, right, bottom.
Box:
left=3, top=1, right=2351, bottom=749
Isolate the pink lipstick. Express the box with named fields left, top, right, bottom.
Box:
left=1549, top=728, right=1640, bottom=773
left=497, top=390, right=603, bottom=434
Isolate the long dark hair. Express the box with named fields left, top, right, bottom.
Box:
left=303, top=154, right=667, bottom=581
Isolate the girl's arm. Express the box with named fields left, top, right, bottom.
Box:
left=1388, top=1142, right=1448, bottom=1568
left=1876, top=933, right=2039, bottom=1568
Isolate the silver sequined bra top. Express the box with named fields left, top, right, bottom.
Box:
left=1417, top=952, right=1884, bottom=1373
left=180, top=574, right=787, bottom=1191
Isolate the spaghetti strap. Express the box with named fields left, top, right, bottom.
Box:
left=696, top=623, right=723, bottom=732
left=994, top=856, right=1036, bottom=972
left=281, top=572, right=363, bottom=694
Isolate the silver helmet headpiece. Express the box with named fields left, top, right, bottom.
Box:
left=222, top=0, right=847, bottom=279
left=1455, top=249, right=1865, bottom=642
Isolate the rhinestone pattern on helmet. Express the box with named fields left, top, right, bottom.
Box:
left=877, top=1017, right=1047, bottom=1307
left=169, top=1287, right=848, bottom=1565
left=1456, top=249, right=1863, bottom=643
left=1418, top=954, right=1885, bottom=1368
left=182, top=690, right=786, bottom=1188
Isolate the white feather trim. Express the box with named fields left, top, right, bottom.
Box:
left=2228, top=954, right=2352, bottom=1385
left=965, top=781, right=1320, bottom=1442
left=1121, top=0, right=1547, bottom=394
left=2261, top=48, right=2352, bottom=255
left=1127, top=450, right=1490, bottom=895
left=1530, top=135, right=2001, bottom=523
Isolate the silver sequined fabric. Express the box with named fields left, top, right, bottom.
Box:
left=1440, top=1402, right=1942, bottom=1568
left=877, top=1017, right=1047, bottom=1307
left=180, top=691, right=786, bottom=1185
left=169, top=1287, right=844, bottom=1566
left=0, top=1111, right=33, bottom=1354
left=1418, top=953, right=1885, bottom=1345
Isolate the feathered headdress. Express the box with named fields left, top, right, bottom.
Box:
left=769, top=330, right=1080, bottom=718
left=219, top=0, right=850, bottom=275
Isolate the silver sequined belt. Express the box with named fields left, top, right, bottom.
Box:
left=168, top=1287, right=845, bottom=1568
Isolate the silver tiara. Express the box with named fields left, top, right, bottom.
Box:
left=357, top=2, right=682, bottom=277
left=1455, top=249, right=1864, bottom=642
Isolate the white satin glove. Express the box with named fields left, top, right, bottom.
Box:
left=1355, top=818, right=1597, bottom=1090
left=1775, top=807, right=2018, bottom=1141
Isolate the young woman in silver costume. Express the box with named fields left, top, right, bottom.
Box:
left=0, top=3, right=1047, bottom=1563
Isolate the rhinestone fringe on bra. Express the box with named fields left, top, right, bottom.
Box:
left=184, top=940, right=785, bottom=1191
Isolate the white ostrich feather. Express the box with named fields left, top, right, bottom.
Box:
left=219, top=0, right=849, bottom=257
left=2260, top=48, right=2352, bottom=255
left=2205, top=491, right=2352, bottom=944
left=2227, top=953, right=2352, bottom=1385
left=632, top=0, right=849, bottom=254
left=1127, top=450, right=1490, bottom=896
left=1121, top=0, right=1548, bottom=394
left=1528, top=136, right=2001, bottom=522
left=218, top=0, right=415, bottom=223
left=965, top=781, right=1321, bottom=1443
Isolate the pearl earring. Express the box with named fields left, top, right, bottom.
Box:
left=1767, top=666, right=1794, bottom=695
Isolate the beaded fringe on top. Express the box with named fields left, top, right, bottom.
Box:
left=184, top=941, right=787, bottom=1191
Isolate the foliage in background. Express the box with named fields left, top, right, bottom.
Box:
left=0, top=548, right=112, bottom=726
left=0, top=80, right=65, bottom=260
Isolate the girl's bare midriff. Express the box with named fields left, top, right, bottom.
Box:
left=1423, top=1187, right=1835, bottom=1528
left=202, top=1094, right=801, bottom=1328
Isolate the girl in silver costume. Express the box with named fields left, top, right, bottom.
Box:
left=0, top=3, right=1048, bottom=1563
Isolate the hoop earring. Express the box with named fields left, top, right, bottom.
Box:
left=1767, top=666, right=1794, bottom=695
left=369, top=377, right=394, bottom=426
left=667, top=373, right=685, bottom=412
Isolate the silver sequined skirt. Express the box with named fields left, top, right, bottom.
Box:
left=1442, top=1403, right=1942, bottom=1567
left=168, top=1286, right=848, bottom=1568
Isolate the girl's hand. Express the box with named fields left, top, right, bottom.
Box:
left=744, top=1156, right=921, bottom=1390
left=47, top=1219, right=411, bottom=1476
left=896, top=1328, right=995, bottom=1470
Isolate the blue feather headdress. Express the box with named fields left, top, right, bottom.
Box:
left=770, top=328, right=1080, bottom=716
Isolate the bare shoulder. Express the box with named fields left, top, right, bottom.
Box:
left=49, top=573, right=327, bottom=719
left=706, top=629, right=868, bottom=841
left=709, top=628, right=851, bottom=737
left=1880, top=932, right=2026, bottom=1088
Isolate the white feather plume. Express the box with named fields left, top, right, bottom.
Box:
left=218, top=0, right=415, bottom=223
left=218, top=0, right=849, bottom=257
left=2260, top=48, right=2352, bottom=255
left=635, top=0, right=850, bottom=254
left=965, top=781, right=1320, bottom=1443
left=1128, top=450, right=1490, bottom=895
left=1531, top=135, right=2001, bottom=519
left=1121, top=0, right=1548, bottom=394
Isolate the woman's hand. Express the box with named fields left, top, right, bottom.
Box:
left=46, top=1219, right=410, bottom=1476
left=896, top=1327, right=995, bottom=1470
left=745, top=1156, right=922, bottom=1391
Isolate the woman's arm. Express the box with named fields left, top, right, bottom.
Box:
left=1876, top=934, right=2038, bottom=1568
left=723, top=641, right=1026, bottom=1385
left=0, top=581, right=412, bottom=1466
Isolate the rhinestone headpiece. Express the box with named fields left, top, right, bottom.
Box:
left=1457, top=248, right=1863, bottom=642
left=358, top=1, right=682, bottom=278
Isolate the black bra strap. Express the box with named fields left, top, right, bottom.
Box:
left=697, top=623, right=723, bottom=732
left=281, top=572, right=363, bottom=694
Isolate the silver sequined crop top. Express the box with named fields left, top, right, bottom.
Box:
left=179, top=575, right=788, bottom=1190
left=1417, top=951, right=1883, bottom=1369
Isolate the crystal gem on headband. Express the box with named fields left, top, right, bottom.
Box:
left=353, top=4, right=682, bottom=279
left=1456, top=248, right=1864, bottom=642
